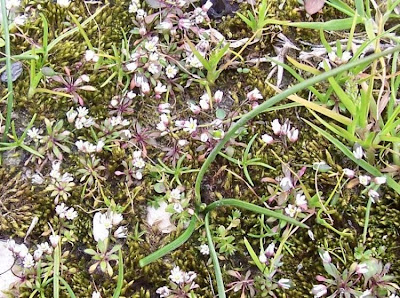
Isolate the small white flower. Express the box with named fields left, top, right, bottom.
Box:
left=166, top=64, right=178, bottom=79
left=280, top=176, right=293, bottom=191
left=146, top=202, right=175, bottom=233
left=156, top=286, right=170, bottom=298
left=200, top=132, right=209, bottom=142
left=27, top=127, right=41, bottom=140
left=7, top=239, right=16, bottom=252
left=31, top=173, right=44, bottom=185
left=77, top=107, right=89, bottom=118
left=96, top=140, right=105, bottom=152
left=144, top=37, right=158, bottom=52
left=312, top=284, right=327, bottom=298
left=110, top=212, right=123, bottom=226
left=133, top=151, right=142, bottom=159
left=23, top=254, right=35, bottom=268
left=126, top=62, right=138, bottom=72
left=287, top=128, right=299, bottom=142
left=321, top=251, right=331, bottom=263
left=141, top=82, right=150, bottom=94
left=6, top=0, right=21, bottom=10
left=359, top=175, right=371, bottom=186
left=214, top=90, right=223, bottom=103
left=57, top=0, right=70, bottom=7
left=66, top=108, right=78, bottom=123
left=247, top=88, right=263, bottom=101
left=33, top=249, right=43, bottom=261
left=148, top=63, right=160, bottom=75
left=178, top=139, right=188, bottom=147
left=136, top=9, right=147, bottom=21
left=295, top=193, right=307, bottom=209
left=373, top=176, right=386, bottom=185
left=156, top=20, right=173, bottom=31
left=356, top=263, right=368, bottom=274
left=360, top=289, right=372, bottom=298
left=368, top=189, right=379, bottom=203
left=158, top=103, right=171, bottom=114
left=278, top=278, right=291, bottom=290
left=65, top=208, right=78, bottom=220
left=169, top=266, right=185, bottom=284
left=85, top=50, right=99, bottom=62
left=173, top=203, right=184, bottom=213
left=114, top=226, right=127, bottom=238
left=343, top=168, right=355, bottom=178
left=38, top=242, right=52, bottom=254
left=260, top=253, right=268, bottom=264
left=92, top=291, right=101, bottom=298
left=157, top=121, right=167, bottom=132
left=353, top=144, right=364, bottom=159
left=179, top=18, right=192, bottom=29
left=199, top=244, right=209, bottom=255
left=189, top=103, right=201, bottom=114
left=265, top=242, right=275, bottom=257
left=49, top=235, right=60, bottom=248
left=14, top=243, right=29, bottom=258
left=202, top=0, right=213, bottom=10
left=183, top=118, right=197, bottom=133
left=14, top=14, right=27, bottom=25
left=169, top=188, right=181, bottom=201
left=133, top=157, right=146, bottom=169
left=160, top=114, right=169, bottom=125
left=308, top=230, right=315, bottom=241
left=271, top=119, right=282, bottom=135
left=184, top=271, right=197, bottom=283
left=341, top=51, right=352, bottom=63
left=199, top=98, right=210, bottom=110
left=93, top=212, right=110, bottom=242
left=56, top=203, right=68, bottom=218
left=126, top=91, right=136, bottom=99
left=261, top=134, right=274, bottom=144
left=285, top=204, right=298, bottom=217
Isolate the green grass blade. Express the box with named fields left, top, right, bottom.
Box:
left=58, top=277, right=76, bottom=298
left=304, top=119, right=400, bottom=194
left=205, top=213, right=226, bottom=298
left=244, top=238, right=266, bottom=273
left=112, top=249, right=124, bottom=298
left=139, top=216, right=197, bottom=267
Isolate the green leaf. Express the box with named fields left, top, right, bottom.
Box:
left=216, top=108, right=226, bottom=120
left=112, top=249, right=124, bottom=298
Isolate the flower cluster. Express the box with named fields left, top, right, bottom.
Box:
left=55, top=203, right=78, bottom=220
left=45, top=161, right=75, bottom=203
left=115, top=150, right=146, bottom=183
left=156, top=266, right=199, bottom=297
left=66, top=107, right=95, bottom=130
left=92, top=210, right=126, bottom=242
left=261, top=118, right=299, bottom=144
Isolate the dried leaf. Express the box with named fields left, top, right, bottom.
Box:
left=305, top=0, right=326, bottom=15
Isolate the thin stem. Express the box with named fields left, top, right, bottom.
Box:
left=1, top=0, right=14, bottom=143
left=362, top=196, right=373, bottom=244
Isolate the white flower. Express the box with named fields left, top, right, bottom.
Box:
left=356, top=263, right=368, bottom=274
left=360, top=289, right=372, bottom=298
left=110, top=212, right=123, bottom=226
left=146, top=202, right=175, bottom=233
left=75, top=140, right=96, bottom=154
left=148, top=63, right=160, bottom=75
left=129, top=2, right=139, bottom=13
left=321, top=251, right=331, bottom=263
left=136, top=9, right=147, bottom=21
left=31, top=173, right=44, bottom=185
left=183, top=118, right=197, bottom=133
left=178, top=139, right=188, bottom=147
left=92, top=291, right=101, bottom=298
left=85, top=50, right=99, bottom=62
left=173, top=203, right=184, bottom=213
left=126, top=62, right=138, bottom=72
left=7, top=239, right=16, bottom=252
left=179, top=18, right=192, bottom=29
left=184, top=271, right=197, bottom=283
left=278, top=278, right=291, bottom=289
left=38, top=242, right=52, bottom=254
left=202, top=0, right=213, bottom=10
left=287, top=128, right=299, bottom=142
left=77, top=107, right=89, bottom=118
left=57, top=0, right=70, bottom=7
left=199, top=98, right=210, bottom=110
left=359, top=175, right=371, bottom=186
left=200, top=132, right=209, bottom=142
left=49, top=235, right=60, bottom=248
left=33, top=249, right=43, bottom=261
left=159, top=114, right=169, bottom=126
left=23, top=254, right=35, bottom=268
left=81, top=74, right=90, bottom=82
left=141, top=82, right=150, bottom=94
left=169, top=188, right=181, bottom=201
left=14, top=243, right=29, bottom=258
left=295, top=194, right=307, bottom=209
left=166, top=64, right=178, bottom=79
left=285, top=204, right=298, bottom=217
left=343, top=168, right=355, bottom=178
left=271, top=119, right=282, bottom=135
left=353, top=144, right=364, bottom=159
left=133, top=150, right=142, bottom=159
left=374, top=176, right=386, bottom=185
left=158, top=103, right=171, bottom=114
left=341, top=51, right=352, bottom=63
left=82, top=116, right=94, bottom=128
left=156, top=286, right=170, bottom=298
left=259, top=254, right=267, bottom=263
left=56, top=203, right=68, bottom=218
left=96, top=140, right=105, bottom=152
left=247, top=88, right=263, bottom=101
left=308, top=230, right=315, bottom=241
left=6, top=0, right=21, bottom=9
left=265, top=242, right=275, bottom=257
left=189, top=103, right=201, bottom=114
left=187, top=55, right=203, bottom=69
left=144, top=37, right=158, bottom=52
left=280, top=176, right=293, bottom=191
left=93, top=212, right=111, bottom=242
left=157, top=121, right=167, bottom=132
left=65, top=208, right=78, bottom=220
left=199, top=244, right=209, bottom=255
left=368, top=189, right=379, bottom=203
left=126, top=91, right=136, bottom=99
left=312, top=284, right=327, bottom=297
left=27, top=127, right=41, bottom=140
left=156, top=20, right=173, bottom=31
left=261, top=134, right=274, bottom=144
left=155, top=82, right=167, bottom=95
left=214, top=90, right=223, bottom=103
left=114, top=226, right=127, bottom=238
left=133, top=157, right=146, bottom=169
left=14, top=14, right=27, bottom=25
left=66, top=108, right=78, bottom=123
left=169, top=266, right=185, bottom=284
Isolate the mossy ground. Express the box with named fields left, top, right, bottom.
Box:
left=1, top=0, right=399, bottom=297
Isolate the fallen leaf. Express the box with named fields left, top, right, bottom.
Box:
left=305, top=0, right=326, bottom=15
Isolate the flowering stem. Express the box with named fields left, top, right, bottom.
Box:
left=0, top=0, right=14, bottom=144
left=205, top=213, right=226, bottom=298
left=53, top=244, right=60, bottom=298
left=362, top=196, right=373, bottom=244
